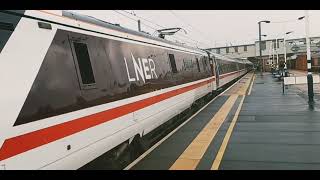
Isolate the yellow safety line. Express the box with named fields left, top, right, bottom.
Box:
left=247, top=74, right=255, bottom=95
left=237, top=73, right=254, bottom=95
left=169, top=94, right=238, bottom=170
left=211, top=95, right=245, bottom=170
left=211, top=73, right=253, bottom=170
left=169, top=73, right=254, bottom=170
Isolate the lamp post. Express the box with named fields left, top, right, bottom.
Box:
left=284, top=31, right=293, bottom=77
left=298, top=11, right=314, bottom=103
left=276, top=38, right=279, bottom=70
left=258, top=20, right=270, bottom=75
left=269, top=31, right=292, bottom=75
left=272, top=40, right=275, bottom=70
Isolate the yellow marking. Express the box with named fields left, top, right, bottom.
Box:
left=170, top=159, right=200, bottom=170
left=169, top=73, right=254, bottom=170
left=236, top=73, right=254, bottom=95
left=211, top=95, right=245, bottom=170
left=169, top=94, right=238, bottom=170
left=211, top=74, right=253, bottom=170
left=247, top=74, right=255, bottom=95
left=224, top=73, right=254, bottom=96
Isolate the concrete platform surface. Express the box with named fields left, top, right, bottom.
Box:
left=126, top=71, right=320, bottom=170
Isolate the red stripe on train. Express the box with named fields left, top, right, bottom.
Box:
left=0, top=77, right=217, bottom=161
left=220, top=69, right=245, bottom=79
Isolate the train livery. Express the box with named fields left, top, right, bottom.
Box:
left=0, top=10, right=252, bottom=170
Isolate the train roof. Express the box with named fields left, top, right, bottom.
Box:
left=62, top=11, right=206, bottom=55
left=207, top=51, right=248, bottom=64
left=234, top=58, right=253, bottom=65
left=242, top=59, right=253, bottom=65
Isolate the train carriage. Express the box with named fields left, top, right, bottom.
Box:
left=209, top=52, right=251, bottom=88
left=0, top=10, right=252, bottom=170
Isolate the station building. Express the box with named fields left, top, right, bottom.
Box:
left=207, top=36, right=320, bottom=72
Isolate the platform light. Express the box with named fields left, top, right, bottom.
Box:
left=300, top=11, right=314, bottom=104
left=284, top=31, right=294, bottom=77
left=258, top=20, right=271, bottom=74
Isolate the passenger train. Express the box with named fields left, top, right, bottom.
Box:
left=0, top=10, right=252, bottom=170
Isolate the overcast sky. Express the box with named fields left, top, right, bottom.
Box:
left=73, top=10, right=320, bottom=49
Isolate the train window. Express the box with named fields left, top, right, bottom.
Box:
left=234, top=46, right=238, bottom=52
left=196, top=58, right=201, bottom=72
left=202, top=58, right=207, bottom=71
left=0, top=21, right=14, bottom=31
left=0, top=11, right=25, bottom=53
left=183, top=58, right=193, bottom=70
left=168, top=53, right=178, bottom=73
left=216, top=48, right=220, bottom=54
left=73, top=42, right=96, bottom=86
left=244, top=45, right=247, bottom=52
left=226, top=47, right=229, bottom=53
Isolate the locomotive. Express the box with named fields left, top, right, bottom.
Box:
left=0, top=10, right=252, bottom=169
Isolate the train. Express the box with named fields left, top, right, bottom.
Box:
left=0, top=10, right=253, bottom=170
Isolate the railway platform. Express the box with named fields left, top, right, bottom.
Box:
left=285, top=70, right=320, bottom=99
left=125, top=71, right=320, bottom=170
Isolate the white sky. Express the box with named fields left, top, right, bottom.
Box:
left=73, top=10, right=320, bottom=49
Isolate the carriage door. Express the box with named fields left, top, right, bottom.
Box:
left=209, top=58, right=214, bottom=76
left=213, top=56, right=220, bottom=88
left=68, top=35, right=97, bottom=90
left=209, top=57, right=215, bottom=91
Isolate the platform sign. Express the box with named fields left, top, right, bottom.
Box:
left=295, top=76, right=308, bottom=84
left=284, top=77, right=296, bottom=85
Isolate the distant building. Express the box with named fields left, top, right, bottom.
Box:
left=206, top=36, right=320, bottom=72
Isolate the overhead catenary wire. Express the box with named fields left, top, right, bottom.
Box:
left=269, top=12, right=318, bottom=24
left=115, top=11, right=206, bottom=48
left=114, top=10, right=186, bottom=43
left=73, top=10, right=201, bottom=47
left=122, top=10, right=166, bottom=29
left=113, top=10, right=157, bottom=31
left=120, top=10, right=210, bottom=48
left=113, top=10, right=200, bottom=47
left=169, top=10, right=213, bottom=47
left=121, top=10, right=197, bottom=40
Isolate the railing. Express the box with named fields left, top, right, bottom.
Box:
left=283, top=75, right=320, bottom=94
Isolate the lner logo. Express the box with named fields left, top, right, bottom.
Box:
left=124, top=53, right=158, bottom=83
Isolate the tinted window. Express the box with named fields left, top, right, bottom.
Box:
left=196, top=58, right=201, bottom=72
left=0, top=11, right=25, bottom=53
left=0, top=21, right=14, bottom=31
left=202, top=58, right=207, bottom=71
left=183, top=58, right=193, bottom=70
left=73, top=42, right=96, bottom=85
